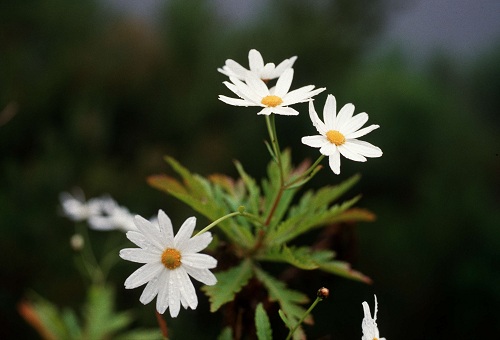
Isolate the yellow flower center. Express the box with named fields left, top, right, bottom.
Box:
left=261, top=95, right=283, bottom=107
left=326, top=130, right=345, bottom=146
left=161, top=248, right=182, bottom=270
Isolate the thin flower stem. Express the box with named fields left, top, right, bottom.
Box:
left=265, top=114, right=284, bottom=184
left=285, top=296, right=323, bottom=340
left=155, top=311, right=168, bottom=339
left=194, top=207, right=262, bottom=237
left=77, top=224, right=104, bottom=285
left=284, top=154, right=325, bottom=189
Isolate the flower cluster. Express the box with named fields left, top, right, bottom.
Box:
left=219, top=48, right=382, bottom=174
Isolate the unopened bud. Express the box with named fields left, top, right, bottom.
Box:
left=70, top=234, right=84, bottom=251
left=317, top=287, right=329, bottom=300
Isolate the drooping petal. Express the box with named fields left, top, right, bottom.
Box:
left=248, top=49, right=264, bottom=72
left=345, top=124, right=380, bottom=140
left=274, top=68, right=294, bottom=97
left=168, top=271, right=181, bottom=318
left=336, top=103, right=355, bottom=130
left=323, top=94, right=337, bottom=129
left=180, top=232, right=212, bottom=254
left=182, top=253, right=217, bottom=269
left=156, top=270, right=170, bottom=314
left=328, top=151, right=341, bottom=174
left=319, top=142, right=337, bottom=156
left=183, top=266, right=217, bottom=286
left=174, top=217, right=196, bottom=249
left=344, top=139, right=383, bottom=158
left=338, top=144, right=367, bottom=162
left=120, top=248, right=161, bottom=263
left=139, top=274, right=161, bottom=305
left=175, top=267, right=198, bottom=310
left=308, top=100, right=327, bottom=135
left=124, top=262, right=163, bottom=289
left=302, top=135, right=328, bottom=148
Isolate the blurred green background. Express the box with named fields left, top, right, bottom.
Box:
left=1, top=0, right=499, bottom=339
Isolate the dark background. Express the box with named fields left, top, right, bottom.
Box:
left=1, top=0, right=499, bottom=338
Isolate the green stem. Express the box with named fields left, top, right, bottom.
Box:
left=284, top=154, right=325, bottom=189
left=265, top=114, right=284, bottom=184
left=76, top=224, right=104, bottom=285
left=194, top=207, right=262, bottom=237
left=285, top=296, right=322, bottom=340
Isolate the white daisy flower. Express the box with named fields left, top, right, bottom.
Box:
left=119, top=210, right=217, bottom=318
left=302, top=94, right=382, bottom=174
left=218, top=48, right=297, bottom=82
left=361, top=295, right=386, bottom=340
left=219, top=68, right=325, bottom=116
left=59, top=191, right=109, bottom=222
left=88, top=204, right=138, bottom=232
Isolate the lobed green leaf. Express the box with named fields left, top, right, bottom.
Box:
left=255, top=303, right=273, bottom=340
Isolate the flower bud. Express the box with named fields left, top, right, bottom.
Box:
left=317, top=287, right=329, bottom=300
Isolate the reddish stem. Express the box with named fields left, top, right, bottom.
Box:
left=155, top=311, right=169, bottom=339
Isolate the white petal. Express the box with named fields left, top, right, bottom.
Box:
left=323, top=94, right=337, bottom=129
left=345, top=124, right=380, bottom=140
left=308, top=100, right=327, bottom=134
left=248, top=49, right=264, bottom=72
left=120, top=248, right=161, bottom=263
left=273, top=56, right=297, bottom=77
left=282, top=85, right=313, bottom=104
left=126, top=231, right=161, bottom=251
left=338, top=144, right=367, bottom=162
left=88, top=216, right=117, bottom=231
left=139, top=274, right=161, bottom=305
left=182, top=253, right=217, bottom=269
left=272, top=106, right=299, bottom=116
left=224, top=59, right=248, bottom=79
left=174, top=217, right=196, bottom=249
left=176, top=268, right=198, bottom=310
left=156, top=270, right=170, bottom=314
left=342, top=112, right=368, bottom=135
left=328, top=152, right=341, bottom=174
left=230, top=76, right=262, bottom=103
left=218, top=95, right=252, bottom=107
left=274, top=68, right=293, bottom=97
left=168, top=271, right=181, bottom=318
left=320, top=142, right=337, bottom=156
left=180, top=232, right=212, bottom=253
left=257, top=107, right=273, bottom=115
left=184, top=266, right=217, bottom=286
left=260, top=63, right=276, bottom=79
left=124, top=262, right=164, bottom=289
left=158, top=210, right=175, bottom=246
left=133, top=215, right=164, bottom=250
left=344, top=139, right=382, bottom=158
left=336, top=103, right=355, bottom=130
left=302, top=135, right=328, bottom=148
left=245, top=72, right=269, bottom=98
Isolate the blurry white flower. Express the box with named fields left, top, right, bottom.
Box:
left=119, top=210, right=217, bottom=318
left=88, top=204, right=137, bottom=232
left=219, top=68, right=325, bottom=116
left=218, top=49, right=297, bottom=82
left=302, top=94, right=382, bottom=174
left=362, top=295, right=386, bottom=340
left=59, top=190, right=105, bottom=221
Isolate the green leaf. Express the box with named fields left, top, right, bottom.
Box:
left=278, top=309, right=291, bottom=329
left=148, top=157, right=255, bottom=248
left=254, top=267, right=310, bottom=328
left=255, top=303, right=273, bottom=340
left=315, top=259, right=372, bottom=284
left=258, top=245, right=319, bottom=270
left=217, top=327, right=233, bottom=340
left=83, top=285, right=133, bottom=340
left=114, top=329, right=164, bottom=340
left=202, top=259, right=253, bottom=312
left=267, top=195, right=361, bottom=245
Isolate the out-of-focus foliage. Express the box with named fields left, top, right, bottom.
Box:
left=1, top=0, right=499, bottom=339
